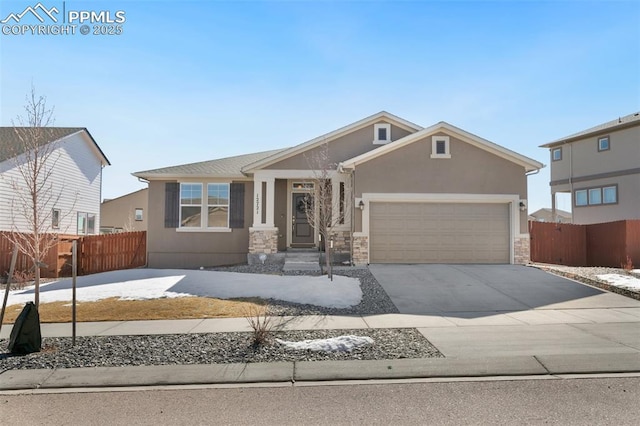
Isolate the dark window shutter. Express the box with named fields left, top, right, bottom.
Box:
left=165, top=182, right=179, bottom=228
left=229, top=182, right=245, bottom=229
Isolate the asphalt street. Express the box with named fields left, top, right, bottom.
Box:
left=2, top=376, right=639, bottom=425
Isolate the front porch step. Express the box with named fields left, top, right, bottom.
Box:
left=283, top=249, right=321, bottom=272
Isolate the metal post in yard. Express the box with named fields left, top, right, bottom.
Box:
left=0, top=245, right=19, bottom=334
left=72, top=240, right=77, bottom=346
left=329, top=237, right=334, bottom=282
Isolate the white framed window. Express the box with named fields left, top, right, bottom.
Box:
left=598, top=136, right=610, bottom=152
left=207, top=183, right=230, bottom=228
left=77, top=212, right=87, bottom=235
left=180, top=183, right=203, bottom=227
left=52, top=208, right=60, bottom=229
left=135, top=208, right=143, bottom=221
left=77, top=212, right=96, bottom=234
left=178, top=182, right=232, bottom=230
left=603, top=186, right=618, bottom=204
left=373, top=123, right=391, bottom=144
left=292, top=182, right=314, bottom=190
left=87, top=214, right=96, bottom=234
left=575, top=190, right=588, bottom=207
left=588, top=188, right=602, bottom=205
left=552, top=147, right=562, bottom=161
left=430, top=135, right=451, bottom=159
left=576, top=185, right=618, bottom=207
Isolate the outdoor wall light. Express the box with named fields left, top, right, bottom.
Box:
left=519, top=201, right=526, bottom=211
left=358, top=200, right=365, bottom=210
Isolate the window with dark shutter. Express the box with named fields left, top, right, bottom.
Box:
left=229, top=182, right=245, bottom=228
left=165, top=182, right=179, bottom=228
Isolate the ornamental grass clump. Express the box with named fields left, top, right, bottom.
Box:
left=244, top=304, right=273, bottom=347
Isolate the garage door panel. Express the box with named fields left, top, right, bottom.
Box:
left=370, top=202, right=510, bottom=264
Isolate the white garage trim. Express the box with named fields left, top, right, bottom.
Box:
left=356, top=193, right=521, bottom=264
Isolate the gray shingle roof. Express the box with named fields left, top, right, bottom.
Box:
left=0, top=127, right=85, bottom=162
left=541, top=111, right=640, bottom=147
left=133, top=148, right=287, bottom=179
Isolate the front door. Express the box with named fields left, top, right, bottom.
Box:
left=291, top=192, right=315, bottom=246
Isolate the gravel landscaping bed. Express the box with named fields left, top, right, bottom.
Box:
left=0, top=328, right=442, bottom=371
left=531, top=263, right=640, bottom=301
left=0, top=264, right=420, bottom=371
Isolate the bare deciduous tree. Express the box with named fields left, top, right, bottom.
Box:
left=122, top=212, right=135, bottom=233
left=3, top=88, right=65, bottom=307
left=303, top=142, right=350, bottom=280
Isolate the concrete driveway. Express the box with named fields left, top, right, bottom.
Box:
left=368, top=264, right=640, bottom=316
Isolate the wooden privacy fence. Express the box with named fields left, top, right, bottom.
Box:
left=0, top=232, right=76, bottom=279
left=530, top=220, right=640, bottom=267
left=79, top=232, right=146, bottom=275
left=0, top=231, right=146, bottom=278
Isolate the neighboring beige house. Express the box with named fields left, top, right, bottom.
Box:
left=541, top=112, right=640, bottom=225
left=0, top=127, right=110, bottom=235
left=133, top=111, right=543, bottom=268
left=100, top=188, right=148, bottom=233
left=528, top=208, right=572, bottom=223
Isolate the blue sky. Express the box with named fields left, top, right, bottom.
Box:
left=1, top=0, right=639, bottom=213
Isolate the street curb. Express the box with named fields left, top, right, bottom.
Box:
left=293, top=357, right=547, bottom=381
left=536, top=353, right=640, bottom=374
left=0, top=362, right=294, bottom=390
left=2, top=353, right=639, bottom=391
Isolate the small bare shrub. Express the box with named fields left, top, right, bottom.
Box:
left=244, top=304, right=272, bottom=347
left=621, top=255, right=634, bottom=272
left=11, top=270, right=35, bottom=290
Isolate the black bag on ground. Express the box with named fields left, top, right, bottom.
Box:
left=8, top=301, right=42, bottom=354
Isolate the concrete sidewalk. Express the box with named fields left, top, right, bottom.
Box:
left=2, top=310, right=640, bottom=390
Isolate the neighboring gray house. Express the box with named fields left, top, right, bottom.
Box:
left=134, top=111, right=543, bottom=268
left=100, top=188, right=148, bottom=233
left=541, top=112, right=640, bottom=225
left=0, top=127, right=110, bottom=235
left=528, top=208, right=572, bottom=223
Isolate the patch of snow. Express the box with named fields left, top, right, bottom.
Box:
left=276, top=335, right=374, bottom=352
left=597, top=274, right=640, bottom=291
left=0, top=269, right=362, bottom=308
left=631, top=269, right=640, bottom=274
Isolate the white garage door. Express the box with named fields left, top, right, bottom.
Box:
left=370, top=202, right=510, bottom=264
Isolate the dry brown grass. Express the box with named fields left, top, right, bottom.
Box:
left=1, top=297, right=267, bottom=324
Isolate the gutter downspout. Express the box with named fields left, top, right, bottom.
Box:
left=569, top=143, right=574, bottom=223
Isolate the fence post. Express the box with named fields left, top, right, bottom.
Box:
left=0, top=246, right=19, bottom=334
left=72, top=240, right=77, bottom=346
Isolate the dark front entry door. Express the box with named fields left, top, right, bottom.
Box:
left=292, top=193, right=315, bottom=246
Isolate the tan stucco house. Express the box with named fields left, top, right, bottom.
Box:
left=541, top=112, right=640, bottom=225
left=133, top=112, right=543, bottom=268
left=528, top=208, right=572, bottom=223
left=100, top=188, right=148, bottom=233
